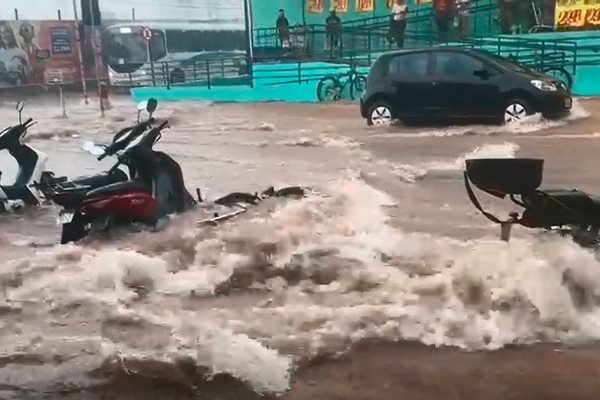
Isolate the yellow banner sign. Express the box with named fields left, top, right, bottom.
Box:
left=555, top=0, right=600, bottom=29
left=308, top=0, right=325, bottom=13
left=332, top=0, right=349, bottom=12
left=356, top=0, right=374, bottom=12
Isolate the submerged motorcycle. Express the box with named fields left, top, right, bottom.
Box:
left=0, top=100, right=51, bottom=212
left=38, top=98, right=159, bottom=200
left=43, top=98, right=306, bottom=244
left=464, top=158, right=600, bottom=247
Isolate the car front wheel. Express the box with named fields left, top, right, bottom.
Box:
left=503, top=98, right=532, bottom=125
left=367, top=102, right=394, bottom=127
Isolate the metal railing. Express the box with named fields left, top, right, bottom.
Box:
left=105, top=29, right=589, bottom=92
left=254, top=0, right=499, bottom=48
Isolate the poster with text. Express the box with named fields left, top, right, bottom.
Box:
left=555, top=0, right=600, bottom=30
left=0, top=20, right=84, bottom=87
left=332, top=0, right=349, bottom=12
left=356, top=0, right=374, bottom=12
left=308, top=0, right=325, bottom=13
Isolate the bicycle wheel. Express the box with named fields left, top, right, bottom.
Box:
left=317, top=76, right=342, bottom=102
left=542, top=66, right=573, bottom=91
left=349, top=75, right=368, bottom=100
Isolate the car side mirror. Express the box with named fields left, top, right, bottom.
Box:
left=474, top=69, right=492, bottom=80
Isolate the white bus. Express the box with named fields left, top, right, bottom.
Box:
left=104, top=21, right=248, bottom=87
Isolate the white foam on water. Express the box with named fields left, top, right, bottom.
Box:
left=0, top=95, right=598, bottom=398
left=365, top=142, right=519, bottom=183
left=427, top=142, right=520, bottom=172
left=368, top=98, right=590, bottom=138
left=4, top=178, right=600, bottom=395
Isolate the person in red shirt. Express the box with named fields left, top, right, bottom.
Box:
left=433, top=0, right=453, bottom=42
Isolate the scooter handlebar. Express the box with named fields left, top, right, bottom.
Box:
left=97, top=117, right=157, bottom=161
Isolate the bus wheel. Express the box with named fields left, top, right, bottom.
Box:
left=170, top=69, right=185, bottom=85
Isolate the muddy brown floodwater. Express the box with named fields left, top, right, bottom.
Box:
left=1, top=95, right=600, bottom=400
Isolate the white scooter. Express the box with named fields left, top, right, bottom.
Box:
left=0, top=101, right=49, bottom=212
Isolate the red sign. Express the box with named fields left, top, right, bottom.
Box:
left=308, top=0, right=324, bottom=13
left=332, top=0, right=349, bottom=12
left=142, top=27, right=152, bottom=42
left=0, top=19, right=102, bottom=86
left=356, top=0, right=375, bottom=12
left=555, top=4, right=600, bottom=30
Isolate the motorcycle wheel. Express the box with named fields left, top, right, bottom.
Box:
left=60, top=217, right=89, bottom=245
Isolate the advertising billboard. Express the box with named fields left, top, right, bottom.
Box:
left=0, top=19, right=98, bottom=87
left=555, top=0, right=600, bottom=30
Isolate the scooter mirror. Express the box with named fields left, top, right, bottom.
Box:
left=146, top=98, right=158, bottom=115
left=136, top=100, right=148, bottom=111
left=82, top=140, right=105, bottom=156
left=16, top=100, right=24, bottom=124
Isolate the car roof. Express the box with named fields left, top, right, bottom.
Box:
left=380, top=47, right=484, bottom=59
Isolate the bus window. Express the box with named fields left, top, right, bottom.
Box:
left=150, top=30, right=166, bottom=60
left=106, top=29, right=148, bottom=65
left=220, top=31, right=246, bottom=51
left=165, top=29, right=245, bottom=53
left=166, top=30, right=205, bottom=53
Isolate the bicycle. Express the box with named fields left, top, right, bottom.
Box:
left=316, top=64, right=368, bottom=102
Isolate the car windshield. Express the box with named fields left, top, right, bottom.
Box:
left=476, top=50, right=533, bottom=73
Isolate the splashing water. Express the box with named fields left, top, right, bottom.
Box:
left=367, top=98, right=591, bottom=139
left=3, top=178, right=600, bottom=397
left=0, top=95, right=599, bottom=399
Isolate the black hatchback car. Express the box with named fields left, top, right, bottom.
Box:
left=359, top=47, right=572, bottom=127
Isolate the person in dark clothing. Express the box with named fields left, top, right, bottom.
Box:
left=325, top=9, right=342, bottom=58
left=498, top=0, right=527, bottom=34
left=276, top=9, right=290, bottom=48
left=388, top=0, right=409, bottom=49
left=433, top=0, right=453, bottom=42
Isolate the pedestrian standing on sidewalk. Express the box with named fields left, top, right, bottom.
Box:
left=389, top=0, right=409, bottom=48
left=433, top=0, right=453, bottom=42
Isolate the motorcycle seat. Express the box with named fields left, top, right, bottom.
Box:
left=521, top=189, right=600, bottom=227
left=86, top=180, right=150, bottom=199
left=71, top=170, right=128, bottom=190
left=540, top=189, right=600, bottom=216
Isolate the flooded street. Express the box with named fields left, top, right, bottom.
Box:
left=1, top=94, right=600, bottom=399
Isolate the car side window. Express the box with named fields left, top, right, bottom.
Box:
left=435, top=52, right=485, bottom=80
left=387, top=52, right=429, bottom=79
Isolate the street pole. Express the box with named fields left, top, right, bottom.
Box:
left=89, top=0, right=105, bottom=117
left=72, top=0, right=89, bottom=105
left=301, top=0, right=306, bottom=25
left=243, top=0, right=254, bottom=88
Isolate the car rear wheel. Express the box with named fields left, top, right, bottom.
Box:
left=503, top=99, right=532, bottom=124
left=367, top=102, right=394, bottom=127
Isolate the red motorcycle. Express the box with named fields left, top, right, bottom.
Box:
left=44, top=98, right=306, bottom=244
left=47, top=115, right=197, bottom=244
